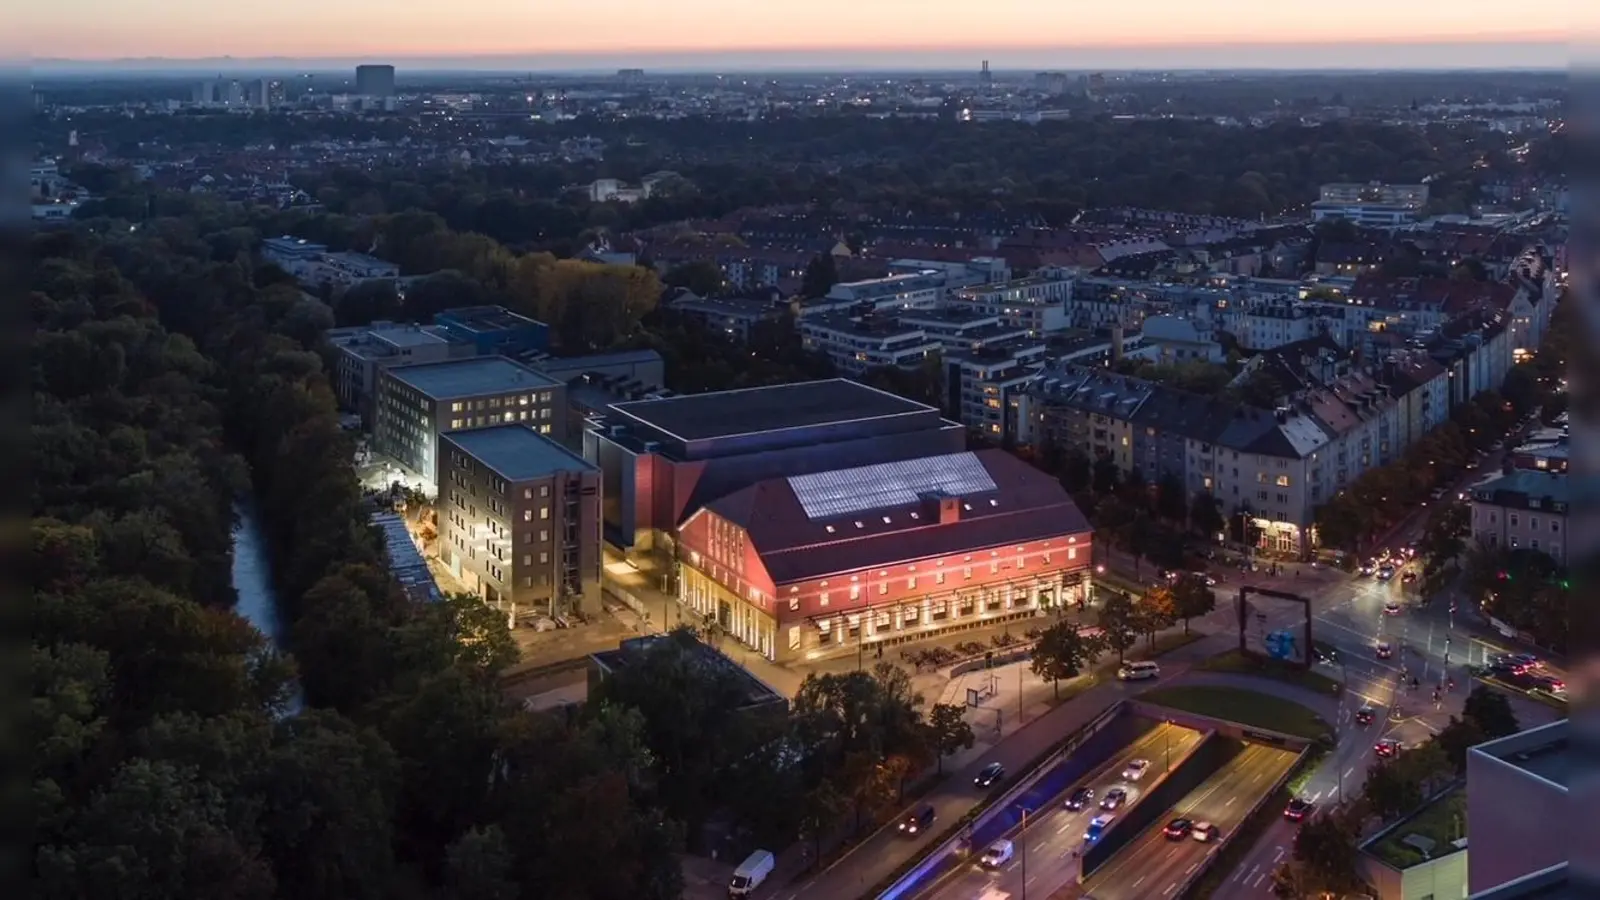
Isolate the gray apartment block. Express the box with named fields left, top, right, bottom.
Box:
left=1466, top=720, right=1569, bottom=894
left=373, top=357, right=566, bottom=492
left=437, top=425, right=603, bottom=618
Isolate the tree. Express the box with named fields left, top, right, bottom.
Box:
left=1029, top=622, right=1104, bottom=699
left=1155, top=473, right=1188, bottom=525
left=443, top=825, right=519, bottom=900
left=1168, top=574, right=1216, bottom=635
left=925, top=703, right=976, bottom=774
left=1091, top=455, right=1121, bottom=496
left=1134, top=586, right=1178, bottom=650
left=800, top=253, right=839, bottom=299
left=1361, top=758, right=1423, bottom=821
left=1434, top=715, right=1487, bottom=775
left=1284, top=811, right=1361, bottom=897
left=796, top=778, right=849, bottom=860
left=1419, top=501, right=1470, bottom=575
left=1189, top=491, right=1225, bottom=538
left=1462, top=685, right=1520, bottom=739
left=1097, top=592, right=1139, bottom=664
left=661, top=260, right=725, bottom=296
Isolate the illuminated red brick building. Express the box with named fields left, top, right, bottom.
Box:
left=676, top=448, right=1094, bottom=663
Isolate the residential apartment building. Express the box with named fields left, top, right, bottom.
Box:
left=436, top=425, right=603, bottom=617
left=373, top=357, right=567, bottom=493
left=1020, top=361, right=1427, bottom=556
left=948, top=275, right=1074, bottom=336
left=798, top=313, right=942, bottom=376
left=1312, top=182, right=1428, bottom=227
left=812, top=271, right=947, bottom=315
left=1140, top=315, right=1226, bottom=364
left=667, top=291, right=784, bottom=341
left=944, top=341, right=1048, bottom=442
left=1469, top=470, right=1568, bottom=563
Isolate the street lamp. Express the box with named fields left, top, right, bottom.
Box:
left=1020, top=807, right=1029, bottom=900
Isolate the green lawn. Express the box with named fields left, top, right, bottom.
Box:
left=1136, top=685, right=1332, bottom=742
left=1197, top=649, right=1344, bottom=696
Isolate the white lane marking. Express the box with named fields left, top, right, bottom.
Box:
left=1133, top=875, right=1148, bottom=889
left=1186, top=863, right=1200, bottom=875
left=1225, top=797, right=1236, bottom=807
left=1273, top=845, right=1286, bottom=863
left=1252, top=872, right=1268, bottom=888
left=1243, top=864, right=1261, bottom=884
left=1163, top=884, right=1177, bottom=896
left=1345, top=767, right=1356, bottom=779
left=1309, top=790, right=1322, bottom=802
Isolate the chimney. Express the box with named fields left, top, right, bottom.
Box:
left=924, top=493, right=962, bottom=525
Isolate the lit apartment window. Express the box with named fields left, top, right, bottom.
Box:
left=522, top=510, right=533, bottom=522
left=849, top=585, right=860, bottom=600
left=1276, top=475, right=1291, bottom=487
left=820, top=592, right=830, bottom=607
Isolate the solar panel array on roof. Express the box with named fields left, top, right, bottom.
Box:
left=788, top=452, right=997, bottom=521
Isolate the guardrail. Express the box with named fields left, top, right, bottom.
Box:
left=873, top=700, right=1127, bottom=900
left=1174, top=745, right=1309, bottom=900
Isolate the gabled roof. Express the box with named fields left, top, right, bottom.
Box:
left=701, top=450, right=1090, bottom=584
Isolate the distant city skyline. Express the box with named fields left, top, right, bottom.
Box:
left=20, top=0, right=1571, bottom=71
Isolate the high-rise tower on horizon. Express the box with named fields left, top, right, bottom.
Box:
left=979, top=59, right=993, bottom=88
left=355, top=64, right=395, bottom=97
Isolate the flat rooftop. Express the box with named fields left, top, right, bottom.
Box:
left=1472, top=719, right=1569, bottom=789
left=1364, top=784, right=1468, bottom=870
left=386, top=357, right=560, bottom=400
left=609, top=378, right=936, bottom=443
left=443, top=425, right=595, bottom=481
left=438, top=305, right=543, bottom=332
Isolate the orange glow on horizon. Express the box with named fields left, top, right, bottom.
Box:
left=20, top=0, right=1570, bottom=62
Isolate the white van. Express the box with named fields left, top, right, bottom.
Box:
left=1118, top=661, right=1161, bottom=681
left=728, top=849, right=775, bottom=898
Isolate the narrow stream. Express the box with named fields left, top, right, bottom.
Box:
left=231, top=502, right=304, bottom=715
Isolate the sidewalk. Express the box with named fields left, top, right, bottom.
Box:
left=764, top=631, right=1235, bottom=900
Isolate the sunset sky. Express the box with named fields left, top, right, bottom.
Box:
left=22, top=0, right=1575, bottom=67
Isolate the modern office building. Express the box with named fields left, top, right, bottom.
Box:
left=583, top=378, right=965, bottom=556
left=1312, top=182, right=1429, bottom=227
left=355, top=64, right=396, bottom=97
left=433, top=306, right=550, bottom=357
left=436, top=425, right=602, bottom=617
left=328, top=321, right=467, bottom=425
left=1467, top=720, right=1569, bottom=894
left=1469, top=470, right=1568, bottom=564
left=373, top=357, right=566, bottom=492
left=676, top=448, right=1094, bottom=662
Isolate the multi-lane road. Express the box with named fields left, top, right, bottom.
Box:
left=911, top=722, right=1203, bottom=900
left=1081, top=743, right=1300, bottom=900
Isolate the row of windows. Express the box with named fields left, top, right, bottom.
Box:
left=449, top=392, right=553, bottom=413
left=449, top=407, right=552, bottom=430
left=785, top=548, right=1078, bottom=608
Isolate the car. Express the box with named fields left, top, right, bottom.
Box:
left=1313, top=642, right=1339, bottom=665
left=898, top=804, right=935, bottom=835
left=1375, top=738, right=1401, bottom=759
left=1384, top=600, right=1403, bottom=616
left=1377, top=566, right=1397, bottom=581
left=1358, top=561, right=1376, bottom=576
left=1084, top=814, right=1115, bottom=843
left=978, top=839, right=1014, bottom=868
left=1162, top=818, right=1193, bottom=840
left=1064, top=787, right=1095, bottom=811
left=1122, top=759, right=1151, bottom=781
left=1100, top=787, right=1129, bottom=810
left=1284, top=798, right=1314, bottom=822
left=1375, top=642, right=1393, bottom=660
left=1533, top=675, right=1566, bottom=695
left=1355, top=705, right=1376, bottom=726
left=1401, top=570, right=1417, bottom=584
left=973, top=763, right=1006, bottom=788
left=1191, top=821, right=1221, bottom=842
left=1493, top=653, right=1540, bottom=671
left=1117, top=661, right=1161, bottom=681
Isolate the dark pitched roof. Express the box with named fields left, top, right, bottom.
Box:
left=704, top=450, right=1090, bottom=584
